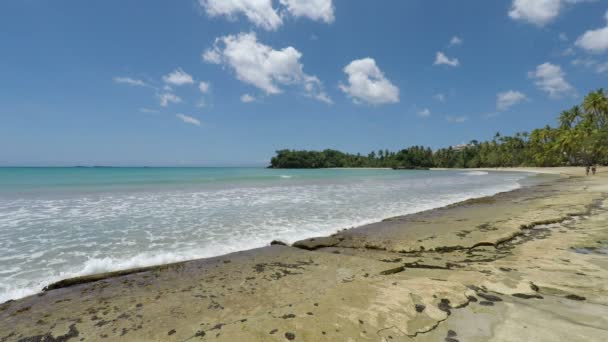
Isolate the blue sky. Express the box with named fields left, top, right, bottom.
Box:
left=1, top=0, right=608, bottom=166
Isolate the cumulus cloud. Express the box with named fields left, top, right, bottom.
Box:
left=509, top=0, right=589, bottom=26
left=203, top=32, right=331, bottom=103
left=199, top=0, right=282, bottom=30
left=449, top=36, right=463, bottom=46
left=176, top=114, right=201, bottom=126
left=279, top=0, right=335, bottom=23
left=158, top=92, right=182, bottom=107
left=163, top=68, right=194, bottom=86
left=113, top=77, right=147, bottom=87
left=417, top=108, right=431, bottom=117
left=575, top=11, right=608, bottom=53
left=434, top=52, right=460, bottom=67
left=497, top=90, right=528, bottom=111
left=339, top=58, right=399, bottom=105
left=241, top=94, right=256, bottom=103
left=199, top=81, right=210, bottom=94
left=199, top=0, right=334, bottom=30
left=528, top=62, right=574, bottom=98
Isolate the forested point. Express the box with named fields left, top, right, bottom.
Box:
left=269, top=89, right=608, bottom=169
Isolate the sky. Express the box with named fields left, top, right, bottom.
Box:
left=1, top=0, right=608, bottom=166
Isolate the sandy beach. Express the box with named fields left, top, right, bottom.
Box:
left=1, top=167, right=607, bottom=341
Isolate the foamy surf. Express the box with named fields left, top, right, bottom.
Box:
left=462, top=171, right=489, bottom=176
left=0, top=168, right=537, bottom=303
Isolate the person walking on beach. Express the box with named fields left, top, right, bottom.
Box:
left=592, top=165, right=597, bottom=175
left=586, top=165, right=590, bottom=176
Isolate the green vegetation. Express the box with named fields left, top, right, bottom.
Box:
left=270, top=89, right=608, bottom=169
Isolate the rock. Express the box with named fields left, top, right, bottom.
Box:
left=477, top=293, right=502, bottom=302
left=285, top=332, right=296, bottom=340
left=270, top=240, right=288, bottom=246
left=292, top=236, right=341, bottom=250
left=415, top=304, right=426, bottom=313
left=513, top=293, right=543, bottom=299
left=565, top=294, right=586, bottom=301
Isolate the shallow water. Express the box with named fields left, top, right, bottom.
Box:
left=0, top=167, right=542, bottom=302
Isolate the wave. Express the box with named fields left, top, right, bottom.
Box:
left=462, top=171, right=489, bottom=176
left=0, top=170, right=531, bottom=303
left=279, top=175, right=293, bottom=179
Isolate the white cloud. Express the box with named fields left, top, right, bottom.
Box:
left=528, top=62, right=574, bottom=98
left=158, top=92, right=182, bottom=107
left=199, top=81, right=210, bottom=94
left=241, top=94, right=256, bottom=103
left=113, top=77, right=147, bottom=87
left=202, top=49, right=222, bottom=64
left=279, top=0, right=334, bottom=23
left=176, top=114, right=201, bottom=126
left=339, top=57, right=399, bottom=105
left=497, top=90, right=528, bottom=111
left=417, top=108, right=431, bottom=117
left=571, top=57, right=608, bottom=74
left=163, top=68, right=194, bottom=86
left=449, top=36, right=463, bottom=46
left=434, top=93, right=446, bottom=102
left=572, top=57, right=597, bottom=67
left=199, top=0, right=334, bottom=30
left=434, top=52, right=460, bottom=67
left=509, top=0, right=590, bottom=26
left=446, top=116, right=467, bottom=123
left=559, top=32, right=569, bottom=41
left=199, top=0, right=282, bottom=30
left=203, top=32, right=331, bottom=103
left=575, top=11, right=608, bottom=53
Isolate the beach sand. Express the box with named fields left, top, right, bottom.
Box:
left=1, top=167, right=607, bottom=341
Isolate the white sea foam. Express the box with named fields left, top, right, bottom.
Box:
left=462, top=171, right=489, bottom=176
left=0, top=169, right=530, bottom=303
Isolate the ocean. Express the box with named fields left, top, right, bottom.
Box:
left=0, top=167, right=542, bottom=302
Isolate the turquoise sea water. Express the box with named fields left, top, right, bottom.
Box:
left=0, top=167, right=540, bottom=302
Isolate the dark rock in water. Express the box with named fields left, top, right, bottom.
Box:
left=477, top=293, right=502, bottom=302
left=445, top=330, right=459, bottom=342
left=280, top=314, right=296, bottom=319
left=513, top=293, right=543, bottom=299
left=415, top=304, right=426, bottom=313
left=269, top=329, right=278, bottom=335
left=467, top=295, right=478, bottom=302
left=285, top=332, right=296, bottom=340
left=565, top=294, right=586, bottom=301
left=168, top=329, right=176, bottom=336
left=479, top=301, right=494, bottom=306
left=438, top=298, right=452, bottom=314
left=270, top=240, right=288, bottom=246
left=195, top=331, right=206, bottom=337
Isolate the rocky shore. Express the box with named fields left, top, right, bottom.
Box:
left=1, top=168, right=607, bottom=341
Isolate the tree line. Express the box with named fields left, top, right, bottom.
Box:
left=269, top=89, right=608, bottom=169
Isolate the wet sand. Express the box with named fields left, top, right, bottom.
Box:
left=1, top=167, right=607, bottom=341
